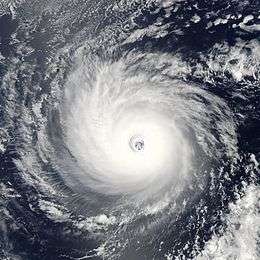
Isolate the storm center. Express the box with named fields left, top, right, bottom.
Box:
left=130, top=136, right=145, bottom=152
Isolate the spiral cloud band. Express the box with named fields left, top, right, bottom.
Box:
left=54, top=51, right=236, bottom=205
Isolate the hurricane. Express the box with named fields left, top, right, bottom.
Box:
left=60, top=52, right=236, bottom=198
left=0, top=0, right=259, bottom=260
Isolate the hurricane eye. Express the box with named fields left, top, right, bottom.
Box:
left=130, top=136, right=145, bottom=152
